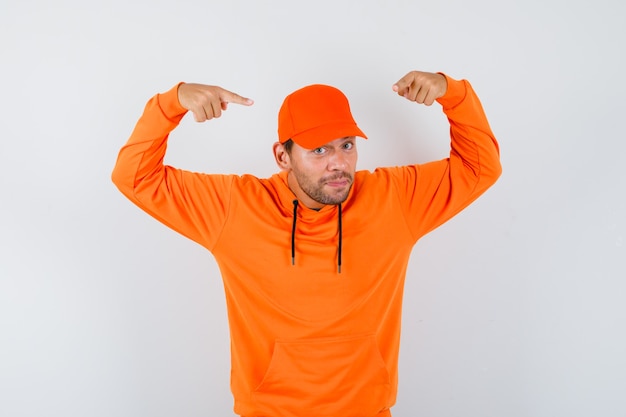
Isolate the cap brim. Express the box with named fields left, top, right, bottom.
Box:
left=289, top=122, right=368, bottom=149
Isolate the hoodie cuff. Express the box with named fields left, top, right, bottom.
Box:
left=436, top=73, right=468, bottom=110
left=157, top=82, right=188, bottom=121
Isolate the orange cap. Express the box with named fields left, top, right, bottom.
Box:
left=278, top=84, right=367, bottom=149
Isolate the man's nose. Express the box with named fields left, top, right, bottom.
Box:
left=327, top=150, right=348, bottom=170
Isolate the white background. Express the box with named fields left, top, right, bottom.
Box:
left=1, top=1, right=625, bottom=416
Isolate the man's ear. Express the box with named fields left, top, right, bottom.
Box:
left=272, top=142, right=291, bottom=170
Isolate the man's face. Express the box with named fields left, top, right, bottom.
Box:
left=286, top=136, right=358, bottom=209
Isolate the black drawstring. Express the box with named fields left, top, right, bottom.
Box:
left=290, top=199, right=343, bottom=274
left=291, top=200, right=298, bottom=265
left=337, top=203, right=343, bottom=274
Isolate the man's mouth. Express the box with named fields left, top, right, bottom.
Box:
left=327, top=180, right=349, bottom=187
left=324, top=174, right=352, bottom=188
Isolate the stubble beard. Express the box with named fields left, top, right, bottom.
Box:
left=295, top=171, right=354, bottom=206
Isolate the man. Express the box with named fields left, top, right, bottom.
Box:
left=112, top=70, right=501, bottom=417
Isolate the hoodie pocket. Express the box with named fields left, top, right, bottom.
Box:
left=252, top=334, right=392, bottom=417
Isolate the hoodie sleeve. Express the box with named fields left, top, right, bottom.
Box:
left=386, top=74, right=502, bottom=241
left=111, top=83, right=233, bottom=250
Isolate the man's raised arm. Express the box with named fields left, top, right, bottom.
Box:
left=111, top=83, right=253, bottom=248
left=391, top=71, right=502, bottom=238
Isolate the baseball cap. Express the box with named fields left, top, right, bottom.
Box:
left=278, top=84, right=367, bottom=149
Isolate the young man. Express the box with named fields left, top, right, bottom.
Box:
left=112, top=70, right=501, bottom=417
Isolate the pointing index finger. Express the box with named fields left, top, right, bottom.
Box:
left=221, top=89, right=254, bottom=106
left=392, top=73, right=414, bottom=97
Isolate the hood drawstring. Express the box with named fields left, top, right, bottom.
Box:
left=337, top=204, right=343, bottom=274
left=291, top=200, right=299, bottom=266
left=290, top=200, right=343, bottom=274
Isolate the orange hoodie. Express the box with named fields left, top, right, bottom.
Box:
left=112, top=75, right=501, bottom=417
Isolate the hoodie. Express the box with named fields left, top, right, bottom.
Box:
left=111, top=74, right=501, bottom=417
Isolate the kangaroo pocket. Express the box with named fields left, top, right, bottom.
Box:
left=251, top=334, right=392, bottom=417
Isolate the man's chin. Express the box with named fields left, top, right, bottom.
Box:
left=323, top=187, right=351, bottom=205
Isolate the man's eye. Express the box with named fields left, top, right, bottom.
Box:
left=313, top=147, right=326, bottom=155
left=343, top=142, right=354, bottom=150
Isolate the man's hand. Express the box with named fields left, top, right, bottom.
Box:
left=177, top=83, right=254, bottom=122
left=392, top=71, right=447, bottom=106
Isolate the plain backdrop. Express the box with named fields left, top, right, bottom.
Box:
left=1, top=1, right=625, bottom=416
